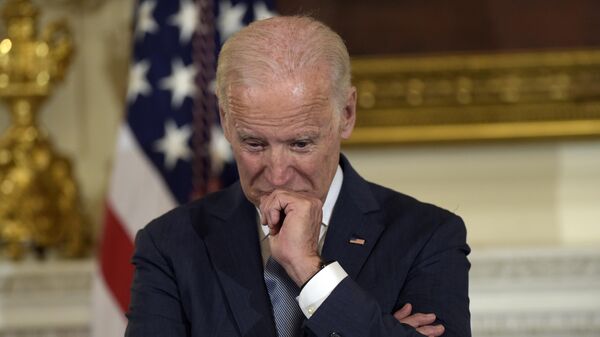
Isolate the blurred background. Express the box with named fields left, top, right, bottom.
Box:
left=0, top=0, right=599, bottom=336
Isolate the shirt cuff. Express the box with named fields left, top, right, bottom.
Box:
left=297, top=261, right=348, bottom=318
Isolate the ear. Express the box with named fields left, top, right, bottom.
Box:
left=340, top=87, right=357, bottom=140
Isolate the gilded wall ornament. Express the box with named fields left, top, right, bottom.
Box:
left=0, top=0, right=89, bottom=259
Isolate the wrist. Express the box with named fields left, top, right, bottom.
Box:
left=300, top=258, right=329, bottom=290
left=287, top=255, right=322, bottom=286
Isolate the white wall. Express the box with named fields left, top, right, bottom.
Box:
left=344, top=140, right=600, bottom=248
left=557, top=141, right=600, bottom=244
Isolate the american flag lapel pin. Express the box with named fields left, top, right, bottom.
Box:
left=349, top=237, right=366, bottom=246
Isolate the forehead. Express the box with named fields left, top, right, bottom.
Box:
left=226, top=74, right=334, bottom=128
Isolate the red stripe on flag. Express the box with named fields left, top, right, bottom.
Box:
left=99, top=206, right=135, bottom=313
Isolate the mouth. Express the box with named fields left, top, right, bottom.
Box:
left=255, top=188, right=312, bottom=196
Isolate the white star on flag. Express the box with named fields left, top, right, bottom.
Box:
left=209, top=79, right=217, bottom=94
left=127, top=60, right=152, bottom=103
left=218, top=0, right=247, bottom=40
left=153, top=120, right=193, bottom=170
left=168, top=0, right=199, bottom=43
left=159, top=59, right=197, bottom=109
left=210, top=126, right=234, bottom=174
left=253, top=2, right=276, bottom=21
left=135, top=0, right=158, bottom=40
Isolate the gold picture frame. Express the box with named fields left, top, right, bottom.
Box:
left=346, top=49, right=600, bottom=145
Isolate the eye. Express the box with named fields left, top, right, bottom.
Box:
left=243, top=139, right=265, bottom=151
left=291, top=140, right=312, bottom=151
left=247, top=141, right=262, bottom=148
left=293, top=141, right=308, bottom=148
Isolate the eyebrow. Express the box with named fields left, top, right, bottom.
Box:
left=292, top=131, right=320, bottom=140
left=236, top=129, right=321, bottom=142
left=237, top=131, right=261, bottom=141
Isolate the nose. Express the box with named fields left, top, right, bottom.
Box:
left=265, top=147, right=292, bottom=188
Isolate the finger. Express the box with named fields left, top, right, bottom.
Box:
left=268, top=207, right=281, bottom=228
left=260, top=192, right=286, bottom=234
left=259, top=193, right=277, bottom=226
left=399, top=313, right=436, bottom=328
left=259, top=195, right=272, bottom=225
left=271, top=191, right=294, bottom=222
left=416, top=324, right=445, bottom=337
left=393, top=303, right=412, bottom=321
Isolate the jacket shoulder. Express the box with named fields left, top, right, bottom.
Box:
left=366, top=181, right=463, bottom=230
left=142, top=182, right=242, bottom=238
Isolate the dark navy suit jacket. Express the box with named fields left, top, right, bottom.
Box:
left=125, top=155, right=471, bottom=337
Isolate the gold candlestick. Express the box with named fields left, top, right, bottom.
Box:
left=0, top=0, right=89, bottom=260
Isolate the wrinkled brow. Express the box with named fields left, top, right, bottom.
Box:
left=236, top=128, right=321, bottom=141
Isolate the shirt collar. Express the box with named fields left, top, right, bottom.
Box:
left=258, top=164, right=344, bottom=237
left=322, top=164, right=343, bottom=227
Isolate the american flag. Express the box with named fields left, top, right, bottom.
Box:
left=91, top=1, right=275, bottom=335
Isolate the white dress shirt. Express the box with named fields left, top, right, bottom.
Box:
left=257, top=165, right=348, bottom=318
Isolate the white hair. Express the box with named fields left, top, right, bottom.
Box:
left=216, top=16, right=351, bottom=114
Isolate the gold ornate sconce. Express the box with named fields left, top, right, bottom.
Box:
left=0, top=0, right=89, bottom=259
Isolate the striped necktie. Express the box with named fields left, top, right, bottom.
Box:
left=264, top=257, right=304, bottom=337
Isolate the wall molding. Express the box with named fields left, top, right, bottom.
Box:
left=470, top=247, right=600, bottom=337
left=33, top=0, right=107, bottom=10
left=348, top=50, right=600, bottom=144
left=1, top=248, right=599, bottom=336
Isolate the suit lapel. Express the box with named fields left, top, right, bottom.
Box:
left=198, top=185, right=277, bottom=337
left=322, top=155, right=384, bottom=280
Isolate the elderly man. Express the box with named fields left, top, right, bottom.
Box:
left=126, top=16, right=471, bottom=337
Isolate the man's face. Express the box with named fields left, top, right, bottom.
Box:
left=221, top=72, right=356, bottom=206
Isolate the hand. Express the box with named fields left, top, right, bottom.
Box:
left=259, top=190, right=323, bottom=286
left=394, top=303, right=445, bottom=337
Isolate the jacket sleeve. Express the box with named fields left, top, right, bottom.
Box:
left=304, top=215, right=471, bottom=337
left=125, top=228, right=190, bottom=337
